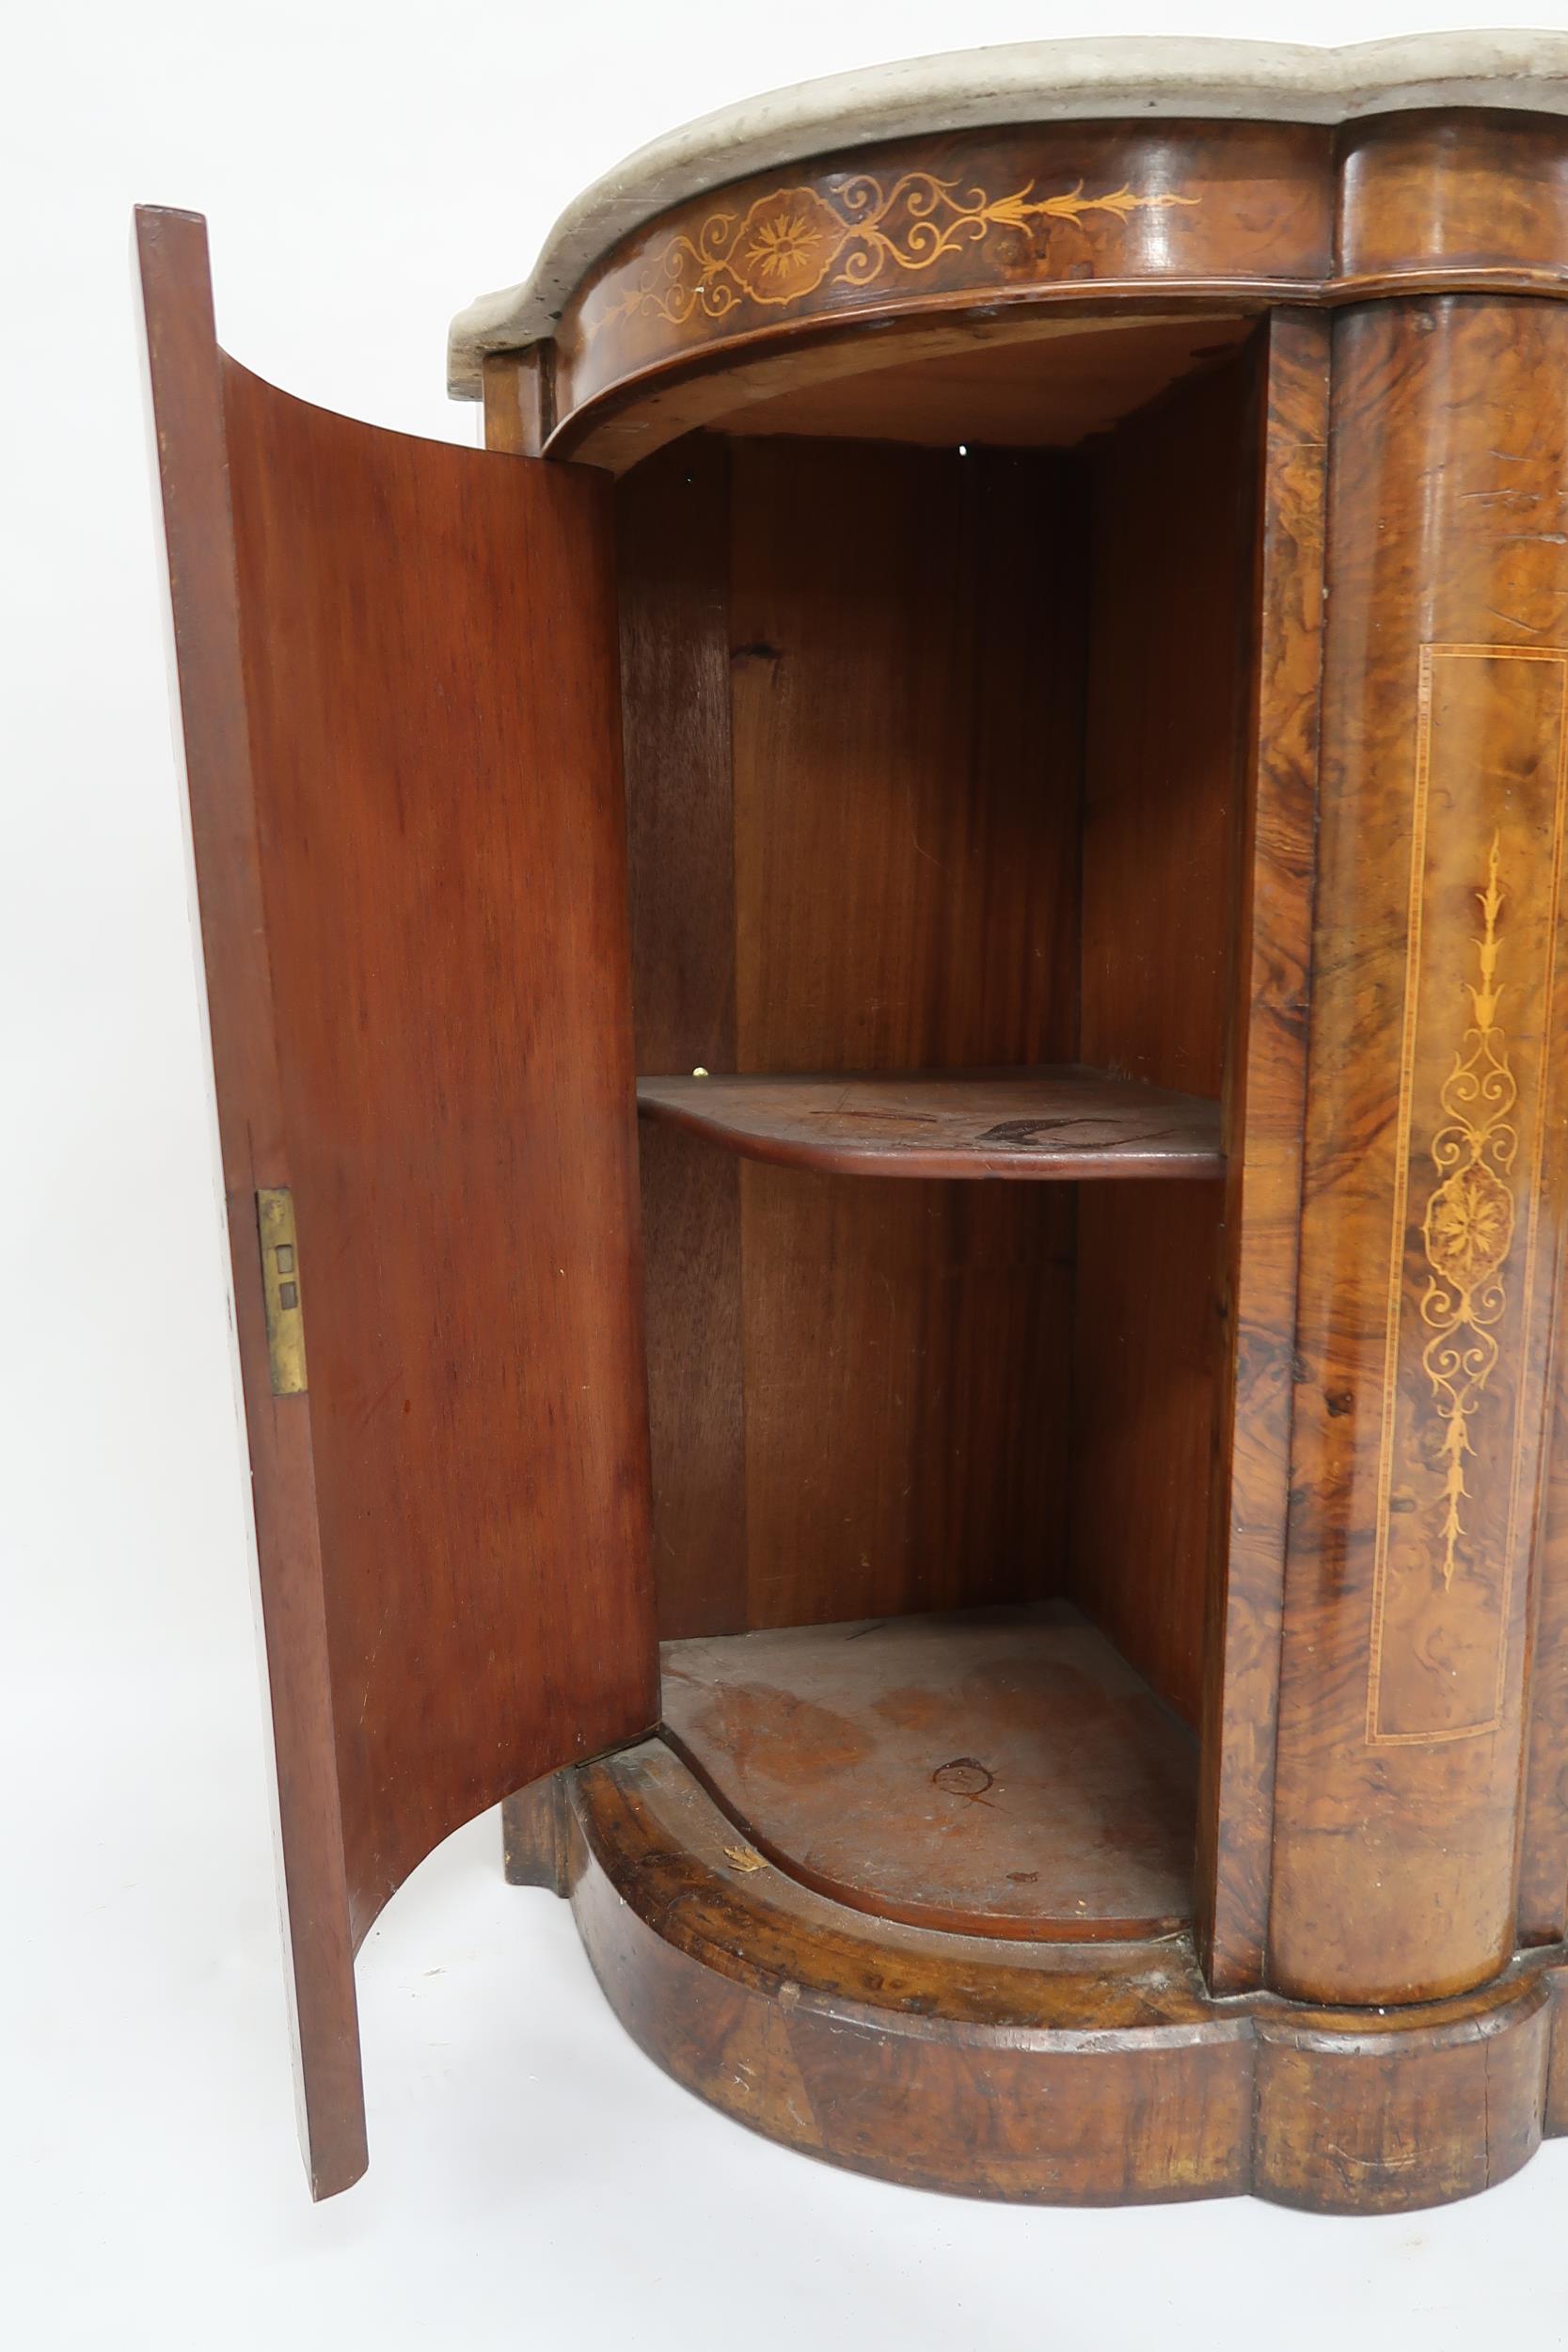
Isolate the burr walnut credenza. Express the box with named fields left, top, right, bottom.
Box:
left=140, top=32, right=1568, bottom=2213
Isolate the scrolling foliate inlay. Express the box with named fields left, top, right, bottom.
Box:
left=1418, top=834, right=1518, bottom=1594
left=581, top=173, right=1199, bottom=342
left=1368, top=645, right=1568, bottom=1748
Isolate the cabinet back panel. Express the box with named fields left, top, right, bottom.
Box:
left=621, top=437, right=1084, bottom=1632
left=738, top=1169, right=1072, bottom=1627
left=730, top=439, right=1084, bottom=1072
left=1069, top=350, right=1259, bottom=1723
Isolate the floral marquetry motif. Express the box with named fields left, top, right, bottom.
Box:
left=580, top=172, right=1200, bottom=342
left=1366, top=647, right=1568, bottom=1749
left=1418, top=835, right=1518, bottom=1592
left=549, top=120, right=1335, bottom=432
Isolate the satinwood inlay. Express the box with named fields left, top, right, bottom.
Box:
left=1368, top=644, right=1568, bottom=1747
left=580, top=169, right=1199, bottom=342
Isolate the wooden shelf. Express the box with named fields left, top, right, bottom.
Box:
left=636, top=1065, right=1222, bottom=1179
left=660, top=1602, right=1197, bottom=1942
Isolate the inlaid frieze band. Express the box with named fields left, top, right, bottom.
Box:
left=549, top=121, right=1334, bottom=433
left=578, top=172, right=1200, bottom=343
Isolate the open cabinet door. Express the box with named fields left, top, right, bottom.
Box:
left=136, top=209, right=658, bottom=2197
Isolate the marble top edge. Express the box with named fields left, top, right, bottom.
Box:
left=448, top=31, right=1568, bottom=395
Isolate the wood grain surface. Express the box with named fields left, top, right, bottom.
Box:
left=567, top=307, right=1264, bottom=475
left=542, top=113, right=1568, bottom=469
left=1270, top=296, right=1568, bottom=2005
left=615, top=437, right=750, bottom=1640
left=150, top=106, right=1568, bottom=2209
left=1069, top=349, right=1256, bottom=1726
left=623, top=437, right=1084, bottom=1638
left=661, top=1603, right=1197, bottom=1939
left=1520, top=1321, right=1568, bottom=1945
left=728, top=439, right=1082, bottom=1075
left=555, top=120, right=1332, bottom=444
left=705, top=312, right=1256, bottom=451
left=637, top=1067, right=1223, bottom=1180
left=138, top=206, right=366, bottom=2201
left=1196, top=311, right=1329, bottom=1991
left=725, top=437, right=1079, bottom=1615
left=144, top=207, right=659, bottom=2196
left=563, top=1740, right=1565, bottom=2213
left=1338, top=109, right=1568, bottom=297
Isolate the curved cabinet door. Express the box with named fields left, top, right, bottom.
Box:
left=136, top=208, right=657, bottom=2197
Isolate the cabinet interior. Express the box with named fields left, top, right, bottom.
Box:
left=616, top=314, right=1262, bottom=1944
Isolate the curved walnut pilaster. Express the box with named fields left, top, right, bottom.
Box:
left=1270, top=296, right=1568, bottom=2005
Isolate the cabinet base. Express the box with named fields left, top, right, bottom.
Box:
left=550, top=1740, right=1568, bottom=2213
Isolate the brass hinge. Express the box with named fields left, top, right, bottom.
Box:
left=256, top=1186, right=309, bottom=1396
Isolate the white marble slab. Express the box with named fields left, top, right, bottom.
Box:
left=448, top=31, right=1568, bottom=396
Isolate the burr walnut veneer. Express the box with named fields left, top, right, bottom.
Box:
left=141, top=34, right=1568, bottom=2214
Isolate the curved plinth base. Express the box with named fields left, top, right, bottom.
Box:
left=557, top=1741, right=1568, bottom=2214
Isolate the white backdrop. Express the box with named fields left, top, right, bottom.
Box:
left=8, top=4, right=1568, bottom=2344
